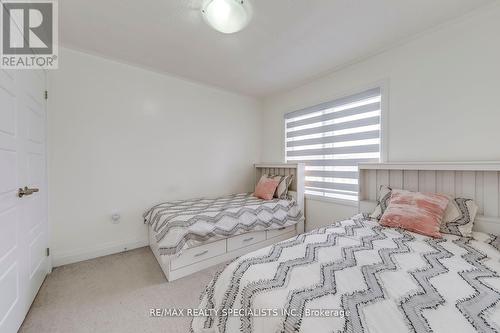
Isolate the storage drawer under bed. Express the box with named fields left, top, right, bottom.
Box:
left=170, top=239, right=226, bottom=270
left=227, top=231, right=266, bottom=252
left=266, top=225, right=296, bottom=239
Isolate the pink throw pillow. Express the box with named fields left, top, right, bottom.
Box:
left=379, top=190, right=449, bottom=238
left=254, top=176, right=280, bottom=200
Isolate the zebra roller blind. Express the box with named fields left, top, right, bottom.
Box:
left=285, top=87, right=382, bottom=201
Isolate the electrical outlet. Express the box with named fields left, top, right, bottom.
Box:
left=111, top=212, right=121, bottom=224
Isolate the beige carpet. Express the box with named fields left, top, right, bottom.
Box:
left=20, top=247, right=223, bottom=333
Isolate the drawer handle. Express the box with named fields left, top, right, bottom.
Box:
left=243, top=237, right=254, bottom=242
left=194, top=250, right=209, bottom=257
left=277, top=227, right=286, bottom=231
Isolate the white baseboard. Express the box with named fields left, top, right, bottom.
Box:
left=52, top=238, right=149, bottom=267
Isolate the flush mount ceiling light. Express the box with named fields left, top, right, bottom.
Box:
left=201, top=0, right=252, bottom=34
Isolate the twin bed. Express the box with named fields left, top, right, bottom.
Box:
left=191, top=215, right=500, bottom=333
left=146, top=162, right=500, bottom=333
left=144, top=163, right=305, bottom=281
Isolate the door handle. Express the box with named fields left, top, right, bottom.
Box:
left=18, top=186, right=39, bottom=198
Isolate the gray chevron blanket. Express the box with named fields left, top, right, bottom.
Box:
left=191, top=214, right=500, bottom=333
left=144, top=193, right=302, bottom=256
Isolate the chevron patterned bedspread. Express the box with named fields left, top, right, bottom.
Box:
left=191, top=214, right=500, bottom=333
left=143, top=193, right=303, bottom=256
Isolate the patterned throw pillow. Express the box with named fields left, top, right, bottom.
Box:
left=266, top=174, right=294, bottom=199
left=369, top=185, right=393, bottom=220
left=254, top=176, right=280, bottom=200
left=379, top=190, right=449, bottom=238
left=487, top=234, right=500, bottom=252
left=440, top=197, right=478, bottom=238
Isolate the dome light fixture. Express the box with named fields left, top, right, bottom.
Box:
left=201, top=0, right=252, bottom=34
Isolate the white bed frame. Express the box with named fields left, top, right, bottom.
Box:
left=358, top=162, right=500, bottom=235
left=149, top=163, right=305, bottom=281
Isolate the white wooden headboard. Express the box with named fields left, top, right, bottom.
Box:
left=254, top=163, right=305, bottom=213
left=358, top=162, right=500, bottom=235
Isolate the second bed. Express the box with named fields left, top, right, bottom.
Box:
left=144, top=163, right=305, bottom=281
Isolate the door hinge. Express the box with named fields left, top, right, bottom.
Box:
left=44, top=90, right=48, bottom=100
left=46, top=248, right=50, bottom=256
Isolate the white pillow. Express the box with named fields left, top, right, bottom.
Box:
left=369, top=185, right=392, bottom=220
left=440, top=197, right=478, bottom=238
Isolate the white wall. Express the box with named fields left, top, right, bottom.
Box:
left=262, top=5, right=500, bottom=230
left=49, top=48, right=262, bottom=266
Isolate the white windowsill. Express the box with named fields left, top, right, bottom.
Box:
left=305, top=194, right=359, bottom=207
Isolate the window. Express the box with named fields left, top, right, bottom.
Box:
left=285, top=87, right=382, bottom=202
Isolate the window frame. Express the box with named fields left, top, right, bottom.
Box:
left=282, top=81, right=389, bottom=205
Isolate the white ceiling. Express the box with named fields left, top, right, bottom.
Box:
left=60, top=0, right=494, bottom=97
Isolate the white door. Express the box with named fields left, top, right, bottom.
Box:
left=0, top=67, right=49, bottom=333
